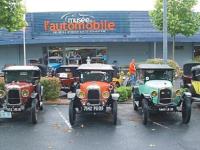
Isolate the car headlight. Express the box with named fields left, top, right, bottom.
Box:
left=77, top=91, right=85, bottom=99
left=21, top=89, right=29, bottom=97
left=151, top=91, right=158, bottom=97
left=0, top=90, right=5, bottom=99
left=102, top=91, right=110, bottom=99
left=175, top=90, right=181, bottom=96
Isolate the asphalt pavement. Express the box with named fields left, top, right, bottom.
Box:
left=0, top=103, right=200, bottom=150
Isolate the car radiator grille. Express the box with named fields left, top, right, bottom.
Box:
left=160, top=89, right=171, bottom=104
left=7, top=89, right=20, bottom=104
left=88, top=89, right=100, bottom=104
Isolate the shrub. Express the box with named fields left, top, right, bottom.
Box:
left=40, top=77, right=61, bottom=100
left=146, top=58, right=182, bottom=77
left=0, top=77, right=5, bottom=90
left=116, top=86, right=132, bottom=102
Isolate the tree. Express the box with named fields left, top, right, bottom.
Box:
left=0, top=0, right=26, bottom=32
left=150, top=0, right=200, bottom=60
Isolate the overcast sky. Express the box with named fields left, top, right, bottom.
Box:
left=26, top=0, right=200, bottom=12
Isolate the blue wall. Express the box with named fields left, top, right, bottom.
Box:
left=0, top=11, right=200, bottom=45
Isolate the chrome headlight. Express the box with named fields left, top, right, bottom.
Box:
left=175, top=90, right=181, bottom=96
left=151, top=91, right=158, bottom=97
left=21, top=89, right=29, bottom=97
left=77, top=91, right=85, bottom=99
left=102, top=91, right=110, bottom=99
left=0, top=90, right=5, bottom=99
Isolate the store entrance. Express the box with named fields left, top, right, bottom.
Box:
left=65, top=47, right=108, bottom=64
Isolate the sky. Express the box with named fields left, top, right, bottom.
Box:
left=25, top=0, right=200, bottom=12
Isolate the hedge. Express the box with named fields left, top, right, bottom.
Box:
left=116, top=86, right=132, bottom=102
left=40, top=77, right=61, bottom=100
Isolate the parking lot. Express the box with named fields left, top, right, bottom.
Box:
left=0, top=102, right=200, bottom=150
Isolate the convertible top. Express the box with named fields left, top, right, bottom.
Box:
left=183, top=63, right=200, bottom=75
left=137, top=64, right=173, bottom=70
left=78, top=63, right=114, bottom=71
left=3, top=65, right=40, bottom=71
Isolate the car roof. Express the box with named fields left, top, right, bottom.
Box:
left=78, top=63, right=114, bottom=71
left=191, top=65, right=200, bottom=71
left=3, top=65, right=40, bottom=71
left=137, top=64, right=173, bottom=70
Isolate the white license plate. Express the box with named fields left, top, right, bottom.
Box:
left=83, top=106, right=104, bottom=111
left=159, top=108, right=174, bottom=111
left=0, top=111, right=12, bottom=118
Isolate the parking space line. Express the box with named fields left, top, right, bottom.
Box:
left=54, top=107, right=72, bottom=129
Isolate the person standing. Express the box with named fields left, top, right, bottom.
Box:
left=129, top=58, right=136, bottom=86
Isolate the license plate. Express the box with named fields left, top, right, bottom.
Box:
left=159, top=108, right=174, bottom=112
left=83, top=106, right=104, bottom=111
left=0, top=111, right=12, bottom=118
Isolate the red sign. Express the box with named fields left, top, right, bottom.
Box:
left=44, top=20, right=116, bottom=32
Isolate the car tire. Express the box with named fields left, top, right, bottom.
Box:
left=69, top=100, right=76, bottom=126
left=134, top=102, right=138, bottom=111
left=31, top=99, right=38, bottom=124
left=142, top=99, right=149, bottom=125
left=112, top=100, right=118, bottom=125
left=182, top=97, right=191, bottom=124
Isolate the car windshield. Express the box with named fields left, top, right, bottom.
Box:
left=144, top=69, right=173, bottom=81
left=80, top=71, right=112, bottom=83
left=4, top=71, right=34, bottom=83
left=49, top=58, right=63, bottom=64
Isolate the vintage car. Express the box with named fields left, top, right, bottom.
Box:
left=55, top=64, right=79, bottom=92
left=182, top=63, right=200, bottom=88
left=48, top=56, right=63, bottom=75
left=133, top=64, right=192, bottom=125
left=185, top=65, right=200, bottom=103
left=0, top=66, right=43, bottom=124
left=67, top=63, right=119, bottom=125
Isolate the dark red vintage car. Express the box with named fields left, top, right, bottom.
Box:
left=55, top=65, right=79, bottom=92
left=0, top=66, right=43, bottom=124
left=67, top=63, right=119, bottom=126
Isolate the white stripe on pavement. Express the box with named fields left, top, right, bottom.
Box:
left=55, top=107, right=72, bottom=129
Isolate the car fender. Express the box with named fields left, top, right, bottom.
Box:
left=67, top=92, right=76, bottom=100
left=31, top=92, right=38, bottom=99
left=40, top=85, right=44, bottom=96
left=182, top=92, right=192, bottom=100
left=143, top=94, right=151, bottom=99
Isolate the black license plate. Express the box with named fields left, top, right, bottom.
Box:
left=83, top=105, right=104, bottom=112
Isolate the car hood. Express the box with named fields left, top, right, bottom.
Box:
left=5, top=82, right=33, bottom=90
left=145, top=80, right=172, bottom=89
left=48, top=63, right=61, bottom=69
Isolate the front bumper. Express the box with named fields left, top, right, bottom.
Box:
left=2, top=104, right=25, bottom=112
left=151, top=102, right=178, bottom=112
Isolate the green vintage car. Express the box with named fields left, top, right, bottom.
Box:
left=133, top=64, right=192, bottom=125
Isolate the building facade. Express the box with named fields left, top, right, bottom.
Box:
left=0, top=11, right=200, bottom=69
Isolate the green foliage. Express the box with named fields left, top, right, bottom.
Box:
left=0, top=77, right=5, bottom=90
left=146, top=58, right=182, bottom=77
left=150, top=0, right=200, bottom=37
left=0, top=0, right=26, bottom=31
left=40, top=77, right=61, bottom=100
left=116, top=86, right=132, bottom=102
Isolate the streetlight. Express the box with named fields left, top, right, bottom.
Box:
left=163, top=0, right=168, bottom=63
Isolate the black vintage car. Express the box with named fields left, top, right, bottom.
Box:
left=182, top=63, right=200, bottom=88
left=0, top=66, right=43, bottom=124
